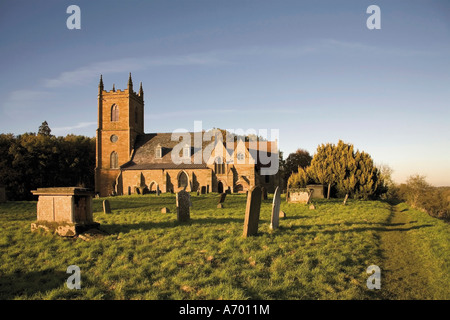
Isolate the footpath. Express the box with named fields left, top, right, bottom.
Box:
left=378, top=205, right=434, bottom=299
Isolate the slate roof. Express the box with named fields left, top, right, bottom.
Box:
left=120, top=132, right=278, bottom=171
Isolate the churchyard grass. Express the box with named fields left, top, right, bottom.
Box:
left=0, top=194, right=448, bottom=299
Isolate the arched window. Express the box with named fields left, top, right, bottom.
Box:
left=111, top=104, right=119, bottom=122
left=110, top=151, right=118, bottom=169
left=214, top=157, right=225, bottom=174
left=178, top=171, right=188, bottom=189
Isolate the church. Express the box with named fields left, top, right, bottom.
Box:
left=95, top=74, right=280, bottom=197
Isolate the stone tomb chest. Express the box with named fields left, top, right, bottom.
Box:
left=31, top=187, right=100, bottom=236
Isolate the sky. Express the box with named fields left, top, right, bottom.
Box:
left=0, top=0, right=449, bottom=186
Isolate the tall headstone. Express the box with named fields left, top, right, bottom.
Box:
left=201, top=186, right=206, bottom=195
left=218, top=193, right=227, bottom=204
left=176, top=190, right=190, bottom=222
left=270, top=187, right=281, bottom=230
left=103, top=199, right=111, bottom=214
left=156, top=185, right=160, bottom=196
left=242, top=186, right=262, bottom=238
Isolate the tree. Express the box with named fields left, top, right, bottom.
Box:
left=376, top=164, right=396, bottom=200
left=287, top=166, right=308, bottom=189
left=283, top=148, right=312, bottom=185
left=308, top=143, right=335, bottom=198
left=403, top=174, right=432, bottom=209
left=38, top=121, right=52, bottom=136
left=307, top=140, right=383, bottom=200
left=0, top=131, right=95, bottom=200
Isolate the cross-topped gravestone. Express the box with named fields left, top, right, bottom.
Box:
left=176, top=190, right=190, bottom=222
left=270, top=187, right=281, bottom=230
left=242, top=186, right=262, bottom=238
left=103, top=199, right=111, bottom=214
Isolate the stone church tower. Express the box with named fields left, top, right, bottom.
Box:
left=95, top=74, right=144, bottom=196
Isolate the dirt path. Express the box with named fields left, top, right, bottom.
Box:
left=378, top=205, right=434, bottom=299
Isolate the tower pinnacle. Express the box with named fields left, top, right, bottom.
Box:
left=128, top=72, right=133, bottom=91
left=139, top=82, right=144, bottom=98
left=99, top=74, right=104, bottom=92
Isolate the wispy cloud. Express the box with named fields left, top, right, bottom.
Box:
left=51, top=121, right=97, bottom=135
left=43, top=53, right=228, bottom=88
left=41, top=38, right=432, bottom=89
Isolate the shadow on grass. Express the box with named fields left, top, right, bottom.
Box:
left=287, top=223, right=433, bottom=236
left=0, top=269, right=67, bottom=299
left=103, top=217, right=245, bottom=234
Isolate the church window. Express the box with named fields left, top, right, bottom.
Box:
left=215, top=157, right=225, bottom=174
left=110, top=151, right=118, bottom=169
left=110, top=135, right=118, bottom=143
left=237, top=152, right=244, bottom=161
left=111, top=104, right=119, bottom=122
left=178, top=171, right=188, bottom=188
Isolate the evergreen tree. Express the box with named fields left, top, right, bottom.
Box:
left=38, top=121, right=52, bottom=136
left=306, top=140, right=384, bottom=200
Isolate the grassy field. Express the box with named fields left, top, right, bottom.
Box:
left=0, top=193, right=448, bottom=300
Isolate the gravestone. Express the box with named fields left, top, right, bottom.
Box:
left=201, top=186, right=206, bottom=195
left=217, top=203, right=223, bottom=209
left=242, top=186, right=262, bottom=238
left=270, top=187, right=281, bottom=230
left=161, top=207, right=170, bottom=213
left=261, top=187, right=268, bottom=200
left=309, top=204, right=316, bottom=210
left=279, top=210, right=286, bottom=219
left=156, top=185, right=161, bottom=196
left=103, top=200, right=111, bottom=214
left=206, top=185, right=210, bottom=193
left=218, top=193, right=227, bottom=204
left=343, top=194, right=349, bottom=205
left=176, top=190, right=190, bottom=222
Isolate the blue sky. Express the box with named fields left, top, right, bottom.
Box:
left=0, top=0, right=449, bottom=185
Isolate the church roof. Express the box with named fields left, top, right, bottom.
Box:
left=120, top=132, right=278, bottom=171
